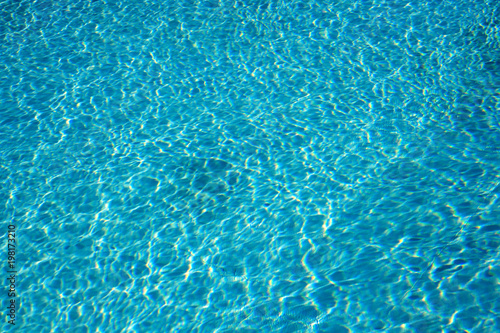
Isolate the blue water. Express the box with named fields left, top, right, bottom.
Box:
left=2, top=0, right=500, bottom=332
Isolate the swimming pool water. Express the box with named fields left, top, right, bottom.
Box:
left=1, top=0, right=499, bottom=332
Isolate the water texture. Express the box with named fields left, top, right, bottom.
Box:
left=1, top=0, right=499, bottom=332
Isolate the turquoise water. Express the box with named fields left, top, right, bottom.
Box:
left=1, top=0, right=500, bottom=332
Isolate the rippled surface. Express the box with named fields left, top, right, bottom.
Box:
left=2, top=0, right=500, bottom=332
